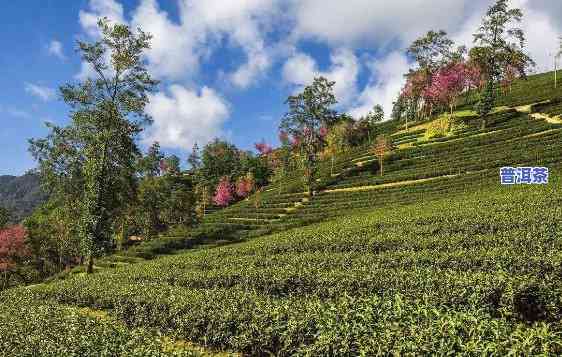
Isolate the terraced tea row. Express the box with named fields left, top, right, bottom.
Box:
left=4, top=176, right=561, bottom=355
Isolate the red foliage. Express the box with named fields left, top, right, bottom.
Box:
left=0, top=225, right=29, bottom=272
left=255, top=141, right=273, bottom=156
left=319, top=126, right=328, bottom=139
left=235, top=176, right=255, bottom=199
left=213, top=177, right=234, bottom=207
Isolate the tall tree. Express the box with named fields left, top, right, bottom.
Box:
left=139, top=142, right=164, bottom=177
left=163, top=155, right=181, bottom=176
left=407, top=30, right=464, bottom=72
left=29, top=19, right=158, bottom=273
left=280, top=77, right=338, bottom=196
left=187, top=143, right=201, bottom=170
left=199, top=139, right=241, bottom=189
left=473, top=0, right=534, bottom=81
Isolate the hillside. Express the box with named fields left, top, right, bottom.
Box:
left=0, top=173, right=46, bottom=223
left=2, top=71, right=562, bottom=355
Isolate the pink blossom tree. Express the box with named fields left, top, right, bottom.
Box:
left=255, top=141, right=273, bottom=156
left=213, top=177, right=234, bottom=207
left=0, top=225, right=29, bottom=288
left=424, top=63, right=468, bottom=115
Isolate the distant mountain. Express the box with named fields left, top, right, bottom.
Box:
left=0, top=173, right=46, bottom=223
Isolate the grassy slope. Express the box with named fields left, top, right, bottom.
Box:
left=3, top=174, right=562, bottom=355
left=3, top=71, right=562, bottom=355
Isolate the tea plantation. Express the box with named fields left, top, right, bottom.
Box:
left=2, top=71, right=562, bottom=355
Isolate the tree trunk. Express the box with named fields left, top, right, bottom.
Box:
left=86, top=255, right=94, bottom=274
left=379, top=157, right=384, bottom=177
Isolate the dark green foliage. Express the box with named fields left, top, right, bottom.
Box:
left=475, top=80, right=496, bottom=127
left=138, top=142, right=164, bottom=177
left=28, top=19, right=158, bottom=271
left=198, top=139, right=242, bottom=188
left=0, top=206, right=9, bottom=229
left=280, top=76, right=338, bottom=196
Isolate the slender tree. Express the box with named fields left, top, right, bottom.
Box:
left=280, top=77, right=338, bottom=197
left=188, top=143, right=201, bottom=170
left=139, top=142, right=164, bottom=177
left=29, top=19, right=158, bottom=273
left=373, top=135, right=393, bottom=177
left=473, top=0, right=534, bottom=82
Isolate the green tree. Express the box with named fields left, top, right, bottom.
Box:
left=24, top=200, right=81, bottom=275
left=473, top=0, right=534, bottom=82
left=199, top=139, right=241, bottom=188
left=408, top=30, right=465, bottom=73
left=163, top=155, right=181, bottom=176
left=135, top=177, right=163, bottom=240
left=280, top=77, right=338, bottom=197
left=476, top=80, right=496, bottom=128
left=29, top=19, right=158, bottom=273
left=160, top=175, right=197, bottom=228
left=187, top=143, right=201, bottom=171
left=139, top=142, right=164, bottom=177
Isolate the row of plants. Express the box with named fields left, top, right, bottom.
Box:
left=4, top=174, right=561, bottom=355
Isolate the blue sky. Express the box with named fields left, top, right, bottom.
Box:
left=1, top=0, right=560, bottom=175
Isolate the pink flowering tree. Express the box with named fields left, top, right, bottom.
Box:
left=0, top=225, right=29, bottom=289
left=213, top=177, right=234, bottom=207
left=255, top=141, right=273, bottom=156
left=424, top=63, right=468, bottom=115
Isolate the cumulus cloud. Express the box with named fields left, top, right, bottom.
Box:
left=143, top=85, right=230, bottom=150
left=283, top=48, right=360, bottom=107
left=131, top=0, right=201, bottom=80
left=349, top=51, right=410, bottom=119
left=47, top=40, right=65, bottom=60
left=291, top=0, right=488, bottom=47
left=24, top=83, right=56, bottom=102
left=72, top=0, right=562, bottom=142
left=453, top=0, right=561, bottom=73
left=79, top=0, right=125, bottom=37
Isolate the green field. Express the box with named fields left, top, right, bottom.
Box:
left=3, top=71, right=562, bottom=356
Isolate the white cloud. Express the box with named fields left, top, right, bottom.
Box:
left=24, top=83, right=56, bottom=102
left=47, top=40, right=65, bottom=60
left=453, top=0, right=560, bottom=74
left=131, top=0, right=201, bottom=80
left=282, top=48, right=360, bottom=107
left=79, top=0, right=125, bottom=38
left=349, top=51, right=410, bottom=119
left=76, top=0, right=126, bottom=80
left=291, top=0, right=487, bottom=47
left=143, top=84, right=230, bottom=150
